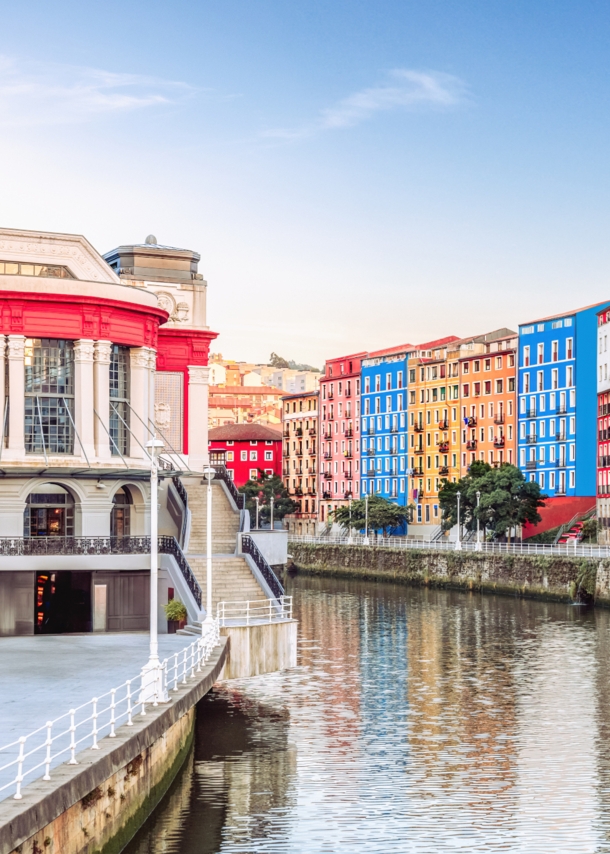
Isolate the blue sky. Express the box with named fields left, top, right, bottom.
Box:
left=1, top=1, right=610, bottom=366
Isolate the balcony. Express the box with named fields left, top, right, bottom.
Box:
left=366, top=468, right=376, bottom=476
left=468, top=417, right=477, bottom=427
left=493, top=437, right=505, bottom=448
left=412, top=468, right=424, bottom=476
left=295, top=487, right=303, bottom=496
left=526, top=435, right=537, bottom=444
left=438, top=442, right=449, bottom=453
left=526, top=409, right=537, bottom=418
left=344, top=450, right=353, bottom=459
left=309, top=427, right=317, bottom=436
left=295, top=428, right=303, bottom=437
left=296, top=449, right=303, bottom=457
left=283, top=429, right=290, bottom=438
left=414, top=447, right=424, bottom=455
left=494, top=414, right=505, bottom=425
left=556, top=404, right=567, bottom=414
left=556, top=460, right=567, bottom=468
left=389, top=447, right=398, bottom=455
left=327, top=391, right=334, bottom=400
left=439, top=466, right=449, bottom=476
left=414, top=423, right=424, bottom=433
left=438, top=419, right=449, bottom=429
left=556, top=432, right=567, bottom=441
left=322, top=491, right=332, bottom=499
left=283, top=450, right=291, bottom=458
left=525, top=460, right=537, bottom=470
left=323, top=452, right=332, bottom=460
left=309, top=447, right=316, bottom=456
left=390, top=425, right=399, bottom=433
left=323, top=471, right=332, bottom=480
left=366, top=448, right=376, bottom=456
left=345, top=428, right=353, bottom=438
left=367, top=426, right=375, bottom=436
left=466, top=440, right=477, bottom=450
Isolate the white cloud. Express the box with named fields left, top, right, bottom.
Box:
left=0, top=56, right=196, bottom=126
left=263, top=69, right=467, bottom=140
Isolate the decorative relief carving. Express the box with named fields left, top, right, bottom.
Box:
left=147, top=349, right=157, bottom=371
left=7, top=335, right=25, bottom=360
left=130, top=348, right=151, bottom=369
left=93, top=340, right=113, bottom=363
left=154, top=401, right=171, bottom=431
left=73, top=339, right=95, bottom=361
left=187, top=365, right=210, bottom=384
left=156, top=292, right=175, bottom=317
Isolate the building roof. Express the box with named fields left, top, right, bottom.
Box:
left=324, top=350, right=369, bottom=364
left=208, top=424, right=283, bottom=441
left=280, top=390, right=319, bottom=401
left=366, top=343, right=416, bottom=359
left=416, top=335, right=461, bottom=350
left=521, top=302, right=610, bottom=327
left=208, top=385, right=283, bottom=395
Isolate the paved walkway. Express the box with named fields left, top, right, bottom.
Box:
left=0, top=632, right=196, bottom=794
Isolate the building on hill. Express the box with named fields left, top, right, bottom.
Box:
left=208, top=423, right=282, bottom=487
left=281, top=391, right=319, bottom=535
left=208, top=385, right=284, bottom=426
left=318, top=352, right=367, bottom=527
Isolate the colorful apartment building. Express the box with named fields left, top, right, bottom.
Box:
left=318, top=352, right=367, bottom=526
left=597, top=307, right=610, bottom=542
left=208, top=423, right=282, bottom=486
left=518, top=303, right=608, bottom=514
left=208, top=384, right=284, bottom=426
left=458, top=329, right=518, bottom=475
left=406, top=337, right=460, bottom=534
left=281, top=391, right=319, bottom=535
left=360, top=344, right=415, bottom=527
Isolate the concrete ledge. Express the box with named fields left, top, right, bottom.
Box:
left=0, top=637, right=229, bottom=854
left=220, top=621, right=297, bottom=679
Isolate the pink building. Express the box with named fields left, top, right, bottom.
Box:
left=318, top=352, right=368, bottom=526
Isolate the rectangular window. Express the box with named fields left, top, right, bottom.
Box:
left=364, top=376, right=370, bottom=393
left=249, top=469, right=258, bottom=480
left=240, top=450, right=248, bottom=461
left=566, top=338, right=573, bottom=359
left=25, top=339, right=74, bottom=455
left=109, top=345, right=130, bottom=456
left=523, top=345, right=530, bottom=366
left=264, top=450, right=273, bottom=461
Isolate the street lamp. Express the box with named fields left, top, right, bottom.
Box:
left=255, top=496, right=260, bottom=530
left=270, top=495, right=274, bottom=530
left=363, top=493, right=370, bottom=546
left=475, top=490, right=482, bottom=551
left=455, top=490, right=462, bottom=551
left=142, top=437, right=165, bottom=703
left=347, top=497, right=353, bottom=544
left=201, top=465, right=216, bottom=631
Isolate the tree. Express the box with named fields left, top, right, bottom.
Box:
left=439, top=463, right=546, bottom=541
left=268, top=352, right=290, bottom=369
left=332, top=495, right=409, bottom=536
left=238, top=471, right=296, bottom=526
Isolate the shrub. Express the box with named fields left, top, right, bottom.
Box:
left=163, top=600, right=187, bottom=622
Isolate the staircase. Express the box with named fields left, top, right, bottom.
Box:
left=555, top=507, right=596, bottom=545
left=179, top=477, right=271, bottom=625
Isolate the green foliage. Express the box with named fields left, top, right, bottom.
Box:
left=332, top=495, right=409, bottom=535
left=268, top=352, right=319, bottom=372
left=581, top=519, right=598, bottom=543
left=164, top=599, right=187, bottom=622
left=239, top=471, right=297, bottom=525
left=439, top=462, right=547, bottom=540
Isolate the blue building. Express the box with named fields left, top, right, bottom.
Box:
left=517, top=302, right=609, bottom=500
left=360, top=345, right=412, bottom=519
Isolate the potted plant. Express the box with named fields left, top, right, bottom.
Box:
left=164, top=599, right=187, bottom=633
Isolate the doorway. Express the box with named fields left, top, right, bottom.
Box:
left=35, top=571, right=92, bottom=634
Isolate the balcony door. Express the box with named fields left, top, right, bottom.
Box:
left=25, top=485, right=74, bottom=537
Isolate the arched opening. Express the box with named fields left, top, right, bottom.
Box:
left=24, top=483, right=75, bottom=537
left=111, top=486, right=132, bottom=537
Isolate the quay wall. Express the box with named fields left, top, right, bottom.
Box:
left=0, top=639, right=229, bottom=854
left=220, top=620, right=298, bottom=679
left=289, top=543, right=610, bottom=606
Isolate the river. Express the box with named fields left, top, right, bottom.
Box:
left=124, top=572, right=610, bottom=853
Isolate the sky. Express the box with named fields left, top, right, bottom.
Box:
left=1, top=1, right=610, bottom=368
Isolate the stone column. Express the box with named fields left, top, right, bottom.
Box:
left=93, top=340, right=112, bottom=461
left=148, top=349, right=157, bottom=434
left=6, top=335, right=25, bottom=459
left=0, top=337, right=6, bottom=445
left=73, top=339, right=95, bottom=460
left=188, top=365, right=209, bottom=471
left=130, top=347, right=153, bottom=460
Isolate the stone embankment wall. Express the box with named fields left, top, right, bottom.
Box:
left=0, top=640, right=229, bottom=854
left=289, top=543, right=610, bottom=606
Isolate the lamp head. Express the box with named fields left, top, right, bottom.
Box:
left=202, top=466, right=216, bottom=483
left=146, top=438, right=164, bottom=459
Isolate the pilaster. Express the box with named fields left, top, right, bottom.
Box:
left=6, top=335, right=25, bottom=459
left=93, top=340, right=112, bottom=461
left=188, top=364, right=209, bottom=471
left=73, top=339, right=95, bottom=460
left=130, top=347, right=154, bottom=460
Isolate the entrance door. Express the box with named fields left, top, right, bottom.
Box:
left=93, top=584, right=107, bottom=632
left=35, top=572, right=92, bottom=634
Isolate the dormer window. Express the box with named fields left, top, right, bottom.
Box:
left=0, top=261, right=74, bottom=279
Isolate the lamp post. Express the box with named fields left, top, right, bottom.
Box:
left=142, top=437, right=165, bottom=703
left=475, top=490, right=482, bottom=551
left=270, top=496, right=274, bottom=530
left=364, top=493, right=370, bottom=545
left=347, top=497, right=353, bottom=544
left=255, top=496, right=260, bottom=530
left=201, top=465, right=216, bottom=630
left=455, top=490, right=462, bottom=550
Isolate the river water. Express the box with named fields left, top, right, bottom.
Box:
left=124, top=573, right=610, bottom=853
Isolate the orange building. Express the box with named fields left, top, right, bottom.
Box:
left=458, top=330, right=518, bottom=475
left=281, top=390, right=319, bottom=535
left=208, top=385, right=283, bottom=426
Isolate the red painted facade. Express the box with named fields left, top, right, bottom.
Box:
left=208, top=424, right=282, bottom=486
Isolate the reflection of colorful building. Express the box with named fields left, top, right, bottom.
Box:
left=318, top=352, right=367, bottom=526
left=282, top=391, right=319, bottom=534
left=597, top=307, right=610, bottom=542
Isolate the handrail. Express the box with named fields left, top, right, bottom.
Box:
left=158, top=536, right=202, bottom=609
left=0, top=626, right=220, bottom=801
left=553, top=506, right=597, bottom=545
left=172, top=476, right=189, bottom=547
left=240, top=534, right=284, bottom=598
left=216, top=597, right=292, bottom=626
left=212, top=464, right=246, bottom=509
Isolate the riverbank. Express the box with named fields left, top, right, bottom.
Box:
left=289, top=542, right=610, bottom=606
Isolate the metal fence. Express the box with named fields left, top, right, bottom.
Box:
left=288, top=533, right=610, bottom=559
left=216, top=597, right=293, bottom=626
left=0, top=623, right=220, bottom=802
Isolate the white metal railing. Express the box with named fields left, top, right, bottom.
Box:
left=216, top=597, right=293, bottom=626
left=288, top=533, right=610, bottom=558
left=0, top=622, right=220, bottom=802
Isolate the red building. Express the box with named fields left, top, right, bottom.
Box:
left=318, top=352, right=367, bottom=525
left=208, top=423, right=283, bottom=486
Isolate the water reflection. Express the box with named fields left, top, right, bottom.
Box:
left=125, top=575, right=610, bottom=853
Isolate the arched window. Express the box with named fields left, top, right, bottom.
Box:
left=111, top=487, right=132, bottom=537
left=25, top=484, right=74, bottom=537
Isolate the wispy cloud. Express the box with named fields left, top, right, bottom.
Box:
left=263, top=69, right=467, bottom=140
left=0, top=56, right=196, bottom=126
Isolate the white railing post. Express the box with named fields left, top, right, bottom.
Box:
left=91, top=698, right=100, bottom=749
left=13, top=736, right=26, bottom=799
left=109, top=689, right=116, bottom=738
left=43, top=722, right=52, bottom=780
left=126, top=681, right=133, bottom=726
left=68, top=710, right=78, bottom=764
